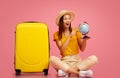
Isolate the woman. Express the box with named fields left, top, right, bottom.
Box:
left=50, top=10, right=98, bottom=77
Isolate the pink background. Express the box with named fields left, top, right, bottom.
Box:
left=0, top=0, right=120, bottom=78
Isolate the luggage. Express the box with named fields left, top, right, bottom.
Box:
left=14, top=21, right=50, bottom=75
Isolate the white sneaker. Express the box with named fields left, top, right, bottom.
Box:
left=57, top=69, right=69, bottom=77
left=79, top=70, right=93, bottom=77
left=86, top=70, right=93, bottom=77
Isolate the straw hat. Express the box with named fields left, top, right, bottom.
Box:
left=56, top=10, right=75, bottom=26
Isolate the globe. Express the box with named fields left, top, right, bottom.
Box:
left=78, top=22, right=89, bottom=35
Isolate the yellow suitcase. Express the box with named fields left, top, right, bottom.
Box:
left=14, top=21, right=50, bottom=75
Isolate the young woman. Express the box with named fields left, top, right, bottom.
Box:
left=50, top=10, right=98, bottom=77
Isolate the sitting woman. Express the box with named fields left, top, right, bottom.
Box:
left=50, top=10, right=98, bottom=77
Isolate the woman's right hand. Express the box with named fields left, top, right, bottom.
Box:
left=70, top=30, right=76, bottom=37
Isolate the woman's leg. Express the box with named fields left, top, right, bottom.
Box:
left=77, top=55, right=98, bottom=71
left=50, top=56, right=79, bottom=74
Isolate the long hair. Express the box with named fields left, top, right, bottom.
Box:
left=58, top=16, right=72, bottom=40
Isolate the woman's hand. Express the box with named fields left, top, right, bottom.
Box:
left=70, top=30, right=76, bottom=37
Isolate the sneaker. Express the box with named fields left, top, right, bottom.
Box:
left=79, top=70, right=93, bottom=77
left=86, top=70, right=93, bottom=77
left=57, top=69, right=69, bottom=77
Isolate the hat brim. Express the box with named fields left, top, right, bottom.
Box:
left=56, top=11, right=75, bottom=26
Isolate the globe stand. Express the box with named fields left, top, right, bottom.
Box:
left=82, top=32, right=90, bottom=39
left=83, top=35, right=90, bottom=39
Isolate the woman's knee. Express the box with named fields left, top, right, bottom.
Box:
left=88, top=55, right=98, bottom=64
left=50, top=56, right=55, bottom=61
left=50, top=56, right=59, bottom=63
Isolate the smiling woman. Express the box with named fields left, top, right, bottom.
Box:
left=63, top=14, right=71, bottom=28
left=50, top=10, right=98, bottom=77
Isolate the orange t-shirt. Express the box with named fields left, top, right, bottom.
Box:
left=53, top=28, right=82, bottom=57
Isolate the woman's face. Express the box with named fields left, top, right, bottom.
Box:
left=63, top=14, right=71, bottom=28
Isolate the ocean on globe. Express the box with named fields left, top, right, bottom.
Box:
left=78, top=23, right=90, bottom=35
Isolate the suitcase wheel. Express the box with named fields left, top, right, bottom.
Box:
left=15, top=69, right=21, bottom=75
left=43, top=69, right=48, bottom=76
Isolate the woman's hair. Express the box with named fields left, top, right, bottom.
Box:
left=58, top=16, right=72, bottom=40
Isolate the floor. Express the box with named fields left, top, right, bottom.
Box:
left=13, top=73, right=92, bottom=78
